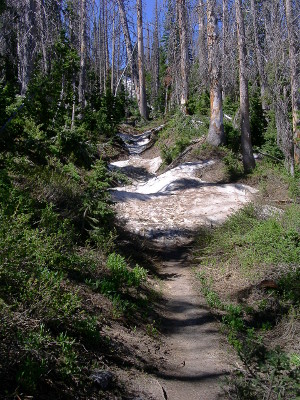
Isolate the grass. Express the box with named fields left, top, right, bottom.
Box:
left=194, top=199, right=300, bottom=399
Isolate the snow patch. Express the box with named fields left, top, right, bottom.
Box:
left=110, top=131, right=258, bottom=243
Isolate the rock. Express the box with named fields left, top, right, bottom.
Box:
left=255, top=205, right=283, bottom=220
left=90, top=369, right=115, bottom=390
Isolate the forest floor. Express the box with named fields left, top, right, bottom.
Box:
left=107, top=128, right=258, bottom=399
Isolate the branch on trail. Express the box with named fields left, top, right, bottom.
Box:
left=253, top=148, right=283, bottom=163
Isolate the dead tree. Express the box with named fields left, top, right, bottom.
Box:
left=235, top=0, right=255, bottom=172
left=285, top=0, right=299, bottom=168
left=207, top=0, right=225, bottom=146
left=136, top=0, right=148, bottom=119
left=116, top=0, right=140, bottom=104
left=177, top=0, right=188, bottom=112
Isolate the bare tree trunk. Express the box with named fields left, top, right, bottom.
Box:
left=116, top=0, right=140, bottom=104
left=177, top=0, right=188, bottom=112
left=222, top=0, right=228, bottom=98
left=36, top=0, right=48, bottom=74
left=17, top=0, right=36, bottom=95
left=250, top=0, right=268, bottom=111
left=111, top=6, right=116, bottom=93
left=104, top=0, right=109, bottom=91
left=78, top=0, right=86, bottom=107
left=146, top=22, right=151, bottom=68
left=285, top=0, right=299, bottom=168
left=207, top=0, right=225, bottom=146
left=137, top=0, right=148, bottom=119
left=235, top=0, right=255, bottom=172
left=198, top=0, right=208, bottom=90
left=152, top=0, right=160, bottom=105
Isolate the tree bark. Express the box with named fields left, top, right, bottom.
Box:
left=116, top=0, right=140, bottom=104
left=222, top=0, right=228, bottom=98
left=36, top=0, right=48, bottom=74
left=250, top=0, right=268, bottom=111
left=78, top=0, right=86, bottom=107
left=198, top=0, right=208, bottom=91
left=235, top=0, right=255, bottom=172
left=207, top=0, right=225, bottom=146
left=285, top=0, right=299, bottom=168
left=111, top=6, right=116, bottom=93
left=137, top=0, right=148, bottom=119
left=152, top=0, right=160, bottom=104
left=177, top=0, right=188, bottom=112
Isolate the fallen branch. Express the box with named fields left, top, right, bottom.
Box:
left=253, top=148, right=283, bottom=163
left=164, top=137, right=206, bottom=172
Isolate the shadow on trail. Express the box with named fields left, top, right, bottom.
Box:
left=156, top=371, right=228, bottom=382
left=111, top=178, right=249, bottom=203
left=111, top=165, right=155, bottom=181
left=161, top=313, right=216, bottom=331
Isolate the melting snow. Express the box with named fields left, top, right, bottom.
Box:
left=109, top=129, right=257, bottom=243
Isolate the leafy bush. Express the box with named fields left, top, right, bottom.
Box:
left=159, top=112, right=208, bottom=164
left=223, top=148, right=244, bottom=180
left=187, top=91, right=210, bottom=116
left=97, top=253, right=148, bottom=316
left=104, top=253, right=147, bottom=292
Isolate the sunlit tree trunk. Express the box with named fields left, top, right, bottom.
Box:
left=116, top=0, right=140, bottom=104
left=137, top=0, right=148, bottom=119
left=17, top=0, right=36, bottom=95
left=207, top=0, right=225, bottom=146
left=36, top=0, right=48, bottom=74
left=78, top=0, right=86, bottom=107
left=111, top=7, right=116, bottom=93
left=197, top=0, right=208, bottom=92
left=222, top=0, right=228, bottom=98
left=152, top=0, right=160, bottom=104
left=235, top=0, right=255, bottom=172
left=177, top=0, right=188, bottom=112
left=285, top=0, right=299, bottom=168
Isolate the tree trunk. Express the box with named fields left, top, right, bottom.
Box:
left=285, top=0, right=299, bottom=168
left=78, top=0, right=86, bottom=107
left=17, top=0, right=36, bottom=95
left=235, top=0, right=255, bottom=172
left=36, top=0, right=48, bottom=74
left=137, top=0, right=148, bottom=119
left=222, top=0, right=228, bottom=98
left=111, top=7, right=116, bottom=93
left=177, top=0, right=188, bottom=112
left=250, top=0, right=268, bottom=111
left=116, top=0, right=140, bottom=104
left=198, top=0, right=207, bottom=88
left=207, top=0, right=225, bottom=146
left=152, top=0, right=160, bottom=104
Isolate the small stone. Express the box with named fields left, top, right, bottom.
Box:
left=89, top=369, right=114, bottom=390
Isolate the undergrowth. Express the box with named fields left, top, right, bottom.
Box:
left=195, top=202, right=300, bottom=399
left=157, top=112, right=209, bottom=164
left=0, top=153, right=153, bottom=398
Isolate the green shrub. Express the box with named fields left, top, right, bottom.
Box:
left=223, top=148, right=244, bottom=180
left=187, top=91, right=210, bottom=115
left=105, top=252, right=147, bottom=291
left=159, top=112, right=207, bottom=164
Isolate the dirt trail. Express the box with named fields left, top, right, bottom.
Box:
left=109, top=129, right=254, bottom=399
left=152, top=246, right=229, bottom=400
